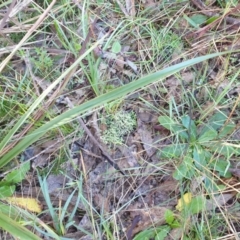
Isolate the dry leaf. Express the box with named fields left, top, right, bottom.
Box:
left=131, top=207, right=168, bottom=235
left=6, top=196, right=42, bottom=213
left=176, top=193, right=192, bottom=211
left=206, top=193, right=235, bottom=211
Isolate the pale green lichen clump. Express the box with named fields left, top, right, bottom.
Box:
left=101, top=111, right=136, bottom=145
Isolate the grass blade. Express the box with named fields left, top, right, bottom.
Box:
left=0, top=35, right=106, bottom=153
left=0, top=51, right=231, bottom=168
left=0, top=212, right=41, bottom=240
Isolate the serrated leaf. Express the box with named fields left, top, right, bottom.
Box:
left=111, top=41, right=121, bottom=53
left=0, top=185, right=15, bottom=198
left=164, top=209, right=174, bottom=225
left=6, top=197, right=42, bottom=213
left=4, top=161, right=30, bottom=184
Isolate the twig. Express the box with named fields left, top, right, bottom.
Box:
left=0, top=0, right=18, bottom=31
left=65, top=98, right=126, bottom=175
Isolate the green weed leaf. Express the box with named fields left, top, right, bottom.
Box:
left=188, top=196, right=206, bottom=214
left=198, top=129, right=218, bottom=143
left=209, top=159, right=231, bottom=178
left=165, top=209, right=174, bottom=225
left=160, top=143, right=187, bottom=158
left=0, top=185, right=15, bottom=198
left=155, top=226, right=171, bottom=240
left=133, top=226, right=170, bottom=240
left=200, top=112, right=227, bottom=136
left=164, top=210, right=180, bottom=228
left=206, top=16, right=219, bottom=24
left=133, top=228, right=156, bottom=240
left=208, top=144, right=240, bottom=157
left=193, top=146, right=207, bottom=170
left=218, top=122, right=235, bottom=138
left=190, top=14, right=207, bottom=26
left=158, top=116, right=188, bottom=140
left=158, top=116, right=176, bottom=130
left=4, top=162, right=30, bottom=184
left=173, top=156, right=195, bottom=180
left=181, top=115, right=197, bottom=140
left=111, top=41, right=121, bottom=53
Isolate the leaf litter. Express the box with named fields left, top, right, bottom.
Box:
left=0, top=0, right=240, bottom=239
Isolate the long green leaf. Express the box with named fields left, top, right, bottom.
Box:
left=0, top=35, right=106, bottom=153
left=0, top=51, right=231, bottom=168
left=0, top=212, right=41, bottom=240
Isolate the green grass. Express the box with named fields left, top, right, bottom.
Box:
left=0, top=0, right=240, bottom=239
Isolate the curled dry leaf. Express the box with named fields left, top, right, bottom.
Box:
left=137, top=118, right=156, bottom=157
left=206, top=193, right=235, bottom=211
left=130, top=207, right=168, bottom=235
left=6, top=196, right=42, bottom=213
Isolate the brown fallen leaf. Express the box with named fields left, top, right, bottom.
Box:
left=137, top=118, right=156, bottom=157
left=130, top=207, right=168, bottom=235
left=206, top=193, right=235, bottom=211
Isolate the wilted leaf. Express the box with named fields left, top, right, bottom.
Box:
left=6, top=197, right=42, bottom=213
left=176, top=193, right=192, bottom=211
